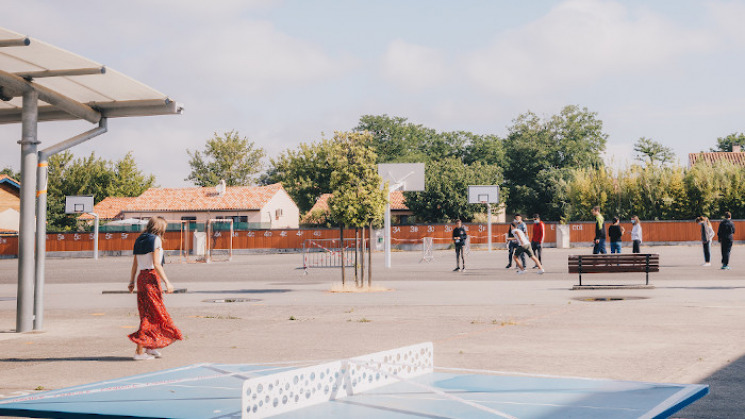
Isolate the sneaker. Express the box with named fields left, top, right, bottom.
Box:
left=460, top=267, right=466, bottom=272
left=145, top=349, right=162, bottom=358
left=453, top=267, right=461, bottom=272
left=702, top=263, right=711, bottom=267
left=133, top=353, right=155, bottom=361
left=537, top=269, right=545, bottom=274
left=532, top=266, right=539, bottom=269
left=505, top=264, right=512, bottom=269
left=516, top=269, right=526, bottom=275
left=722, top=266, right=730, bottom=270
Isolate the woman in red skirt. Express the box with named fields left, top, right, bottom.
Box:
left=128, top=216, right=182, bottom=360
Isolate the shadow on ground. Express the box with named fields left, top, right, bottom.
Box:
left=0, top=356, right=132, bottom=363
left=676, top=353, right=745, bottom=418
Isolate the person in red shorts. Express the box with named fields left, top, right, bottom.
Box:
left=128, top=216, right=182, bottom=360
left=530, top=214, right=545, bottom=268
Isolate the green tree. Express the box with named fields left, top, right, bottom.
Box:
left=46, top=151, right=155, bottom=231
left=710, top=132, right=745, bottom=152
left=634, top=137, right=676, bottom=166
left=327, top=131, right=387, bottom=287
left=404, top=158, right=502, bottom=223
left=504, top=105, right=607, bottom=216
left=0, top=166, right=20, bottom=180
left=262, top=138, right=336, bottom=213
left=186, top=130, right=266, bottom=187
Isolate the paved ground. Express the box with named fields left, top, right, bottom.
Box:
left=0, top=245, right=742, bottom=418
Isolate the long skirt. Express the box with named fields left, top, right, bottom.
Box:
left=128, top=269, right=183, bottom=349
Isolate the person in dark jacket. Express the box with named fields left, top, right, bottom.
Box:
left=591, top=206, right=607, bottom=254
left=608, top=217, right=625, bottom=254
left=452, top=219, right=468, bottom=272
left=717, top=211, right=735, bottom=270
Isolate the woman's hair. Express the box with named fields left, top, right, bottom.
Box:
left=612, top=216, right=619, bottom=224
left=145, top=216, right=167, bottom=237
left=632, top=215, right=640, bottom=224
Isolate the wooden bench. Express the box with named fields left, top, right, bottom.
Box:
left=568, top=254, right=660, bottom=287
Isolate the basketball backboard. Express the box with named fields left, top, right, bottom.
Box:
left=378, top=163, right=425, bottom=191
left=65, top=195, right=94, bottom=214
left=468, top=185, right=499, bottom=204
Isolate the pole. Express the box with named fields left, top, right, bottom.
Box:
left=368, top=221, right=373, bottom=287
left=93, top=213, right=99, bottom=260
left=33, top=158, right=48, bottom=330
left=384, top=201, right=391, bottom=268
left=17, top=89, right=38, bottom=333
left=487, top=203, right=492, bottom=252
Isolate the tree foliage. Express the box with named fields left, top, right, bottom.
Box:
left=261, top=138, right=336, bottom=214
left=186, top=130, right=265, bottom=187
left=327, top=132, right=387, bottom=228
left=710, top=132, right=745, bottom=152
left=47, top=151, right=155, bottom=231
left=504, top=105, right=607, bottom=218
left=0, top=166, right=20, bottom=180
left=634, top=137, right=676, bottom=166
left=404, top=158, right=502, bottom=223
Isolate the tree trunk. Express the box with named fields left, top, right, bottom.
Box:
left=340, top=225, right=345, bottom=286
left=354, top=228, right=360, bottom=287
left=368, top=221, right=373, bottom=287
left=360, top=226, right=365, bottom=287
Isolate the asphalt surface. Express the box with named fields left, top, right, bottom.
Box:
left=0, top=245, right=743, bottom=418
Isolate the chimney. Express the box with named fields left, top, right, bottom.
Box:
left=216, top=179, right=226, bottom=197
left=733, top=145, right=742, bottom=153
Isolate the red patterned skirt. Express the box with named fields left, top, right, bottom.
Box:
left=128, top=269, right=183, bottom=349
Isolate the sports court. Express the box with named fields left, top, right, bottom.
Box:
left=0, top=245, right=742, bottom=417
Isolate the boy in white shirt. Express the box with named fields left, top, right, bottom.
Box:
left=511, top=222, right=545, bottom=274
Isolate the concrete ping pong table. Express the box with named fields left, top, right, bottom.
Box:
left=0, top=343, right=707, bottom=419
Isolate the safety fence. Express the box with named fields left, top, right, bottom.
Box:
left=301, top=238, right=368, bottom=269
left=1, top=220, right=743, bottom=257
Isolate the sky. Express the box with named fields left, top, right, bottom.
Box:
left=2, top=0, right=745, bottom=187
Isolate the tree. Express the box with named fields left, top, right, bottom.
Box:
left=326, top=131, right=387, bottom=287
left=504, top=105, right=607, bottom=217
left=0, top=166, right=20, bottom=180
left=46, top=151, right=155, bottom=231
left=404, top=158, right=502, bottom=223
left=186, top=130, right=265, bottom=187
left=634, top=137, right=676, bottom=166
left=261, top=138, right=336, bottom=213
left=710, top=132, right=745, bottom=152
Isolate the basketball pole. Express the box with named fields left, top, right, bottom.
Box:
left=487, top=202, right=492, bottom=252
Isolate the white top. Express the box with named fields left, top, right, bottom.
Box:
left=631, top=224, right=643, bottom=242
left=511, top=228, right=530, bottom=247
left=136, top=236, right=162, bottom=271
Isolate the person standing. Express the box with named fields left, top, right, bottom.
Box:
left=452, top=219, right=467, bottom=272
left=591, top=206, right=607, bottom=254
left=630, top=215, right=643, bottom=253
left=608, top=217, right=625, bottom=254
left=717, top=212, right=735, bottom=270
left=696, top=216, right=715, bottom=266
left=511, top=222, right=544, bottom=274
left=128, top=216, right=183, bottom=360
left=531, top=214, right=545, bottom=268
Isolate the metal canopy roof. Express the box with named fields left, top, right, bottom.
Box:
left=0, top=27, right=183, bottom=124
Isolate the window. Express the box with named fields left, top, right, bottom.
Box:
left=275, top=208, right=283, bottom=220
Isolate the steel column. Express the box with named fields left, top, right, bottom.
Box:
left=16, top=89, right=38, bottom=333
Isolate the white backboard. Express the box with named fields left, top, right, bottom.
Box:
left=65, top=195, right=94, bottom=214
left=378, top=163, right=425, bottom=191
left=468, top=185, right=499, bottom=204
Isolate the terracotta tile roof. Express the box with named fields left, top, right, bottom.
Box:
left=689, top=152, right=745, bottom=166
left=306, top=191, right=409, bottom=214
left=124, top=183, right=285, bottom=212
left=79, top=197, right=137, bottom=220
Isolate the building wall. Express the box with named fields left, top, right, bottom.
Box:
left=119, top=210, right=260, bottom=224
left=0, top=208, right=19, bottom=232
left=262, top=189, right=300, bottom=229
left=0, top=184, right=20, bottom=212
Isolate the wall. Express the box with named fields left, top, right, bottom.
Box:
left=0, top=184, right=20, bottom=212
left=2, top=220, right=743, bottom=258
left=262, top=189, right=300, bottom=229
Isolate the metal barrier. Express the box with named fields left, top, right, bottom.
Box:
left=302, top=238, right=368, bottom=269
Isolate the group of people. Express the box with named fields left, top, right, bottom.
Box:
left=451, top=207, right=738, bottom=273
left=590, top=206, right=643, bottom=254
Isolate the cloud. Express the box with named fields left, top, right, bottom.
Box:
left=381, top=39, right=449, bottom=90
left=464, top=0, right=713, bottom=96
left=708, top=1, right=745, bottom=46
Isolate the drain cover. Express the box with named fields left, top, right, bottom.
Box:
left=573, top=296, right=648, bottom=302
left=202, top=298, right=262, bottom=303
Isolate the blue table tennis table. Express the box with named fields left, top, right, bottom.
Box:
left=0, top=343, right=707, bottom=419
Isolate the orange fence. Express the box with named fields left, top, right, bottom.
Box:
left=1, top=220, right=744, bottom=257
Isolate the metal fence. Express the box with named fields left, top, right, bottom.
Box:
left=302, top=238, right=368, bottom=269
